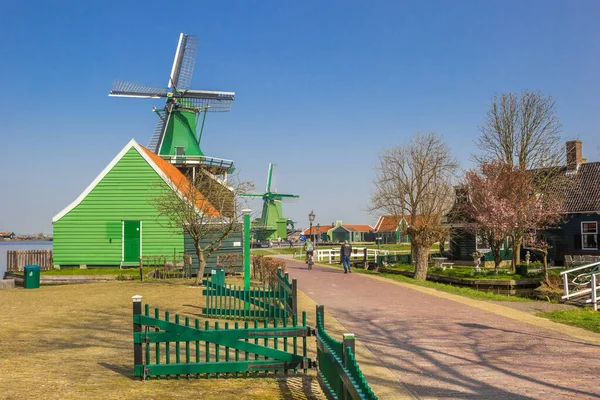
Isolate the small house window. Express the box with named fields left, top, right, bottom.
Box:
left=475, top=232, right=490, bottom=251
left=582, top=222, right=598, bottom=250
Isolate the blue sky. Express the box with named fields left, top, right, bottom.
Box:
left=1, top=0, right=599, bottom=234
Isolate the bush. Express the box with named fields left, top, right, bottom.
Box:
left=250, top=255, right=285, bottom=286
left=534, top=274, right=563, bottom=301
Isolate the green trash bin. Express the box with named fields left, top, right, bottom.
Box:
left=23, top=265, right=41, bottom=289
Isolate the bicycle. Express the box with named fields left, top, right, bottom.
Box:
left=306, top=251, right=314, bottom=270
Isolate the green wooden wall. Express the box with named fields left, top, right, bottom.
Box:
left=53, top=147, right=184, bottom=266
left=185, top=228, right=243, bottom=275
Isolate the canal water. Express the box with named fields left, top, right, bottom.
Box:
left=0, top=241, right=53, bottom=277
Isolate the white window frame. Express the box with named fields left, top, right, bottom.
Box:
left=475, top=232, right=490, bottom=252
left=581, top=221, right=598, bottom=250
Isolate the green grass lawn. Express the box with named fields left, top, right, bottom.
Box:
left=324, top=263, right=532, bottom=302
left=537, top=309, right=600, bottom=333
left=385, top=264, right=544, bottom=280
left=42, top=267, right=152, bottom=276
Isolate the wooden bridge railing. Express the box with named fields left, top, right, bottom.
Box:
left=6, top=250, right=54, bottom=272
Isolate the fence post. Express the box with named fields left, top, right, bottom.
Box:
left=342, top=333, right=356, bottom=400
left=316, top=304, right=325, bottom=329
left=592, top=274, right=598, bottom=311
left=291, top=278, right=298, bottom=318
left=132, top=295, right=143, bottom=380
left=363, top=248, right=367, bottom=269
left=138, top=257, right=144, bottom=282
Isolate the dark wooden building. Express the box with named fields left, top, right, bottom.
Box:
left=449, top=140, right=600, bottom=265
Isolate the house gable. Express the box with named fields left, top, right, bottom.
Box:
left=52, top=140, right=185, bottom=266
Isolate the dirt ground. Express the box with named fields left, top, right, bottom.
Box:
left=0, top=281, right=325, bottom=400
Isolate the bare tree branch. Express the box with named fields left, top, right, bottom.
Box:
left=369, top=132, right=458, bottom=280
left=153, top=169, right=253, bottom=285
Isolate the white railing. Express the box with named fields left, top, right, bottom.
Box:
left=314, top=247, right=405, bottom=264
left=161, top=155, right=234, bottom=169
left=561, top=261, right=600, bottom=310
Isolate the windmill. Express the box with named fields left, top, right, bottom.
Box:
left=241, top=163, right=299, bottom=241
left=109, top=33, right=235, bottom=176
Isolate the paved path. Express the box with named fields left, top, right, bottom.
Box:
left=282, top=258, right=600, bottom=400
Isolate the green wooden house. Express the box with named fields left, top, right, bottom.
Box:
left=52, top=139, right=223, bottom=268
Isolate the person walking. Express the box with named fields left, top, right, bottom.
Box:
left=340, top=240, right=352, bottom=273
left=277, top=236, right=282, bottom=248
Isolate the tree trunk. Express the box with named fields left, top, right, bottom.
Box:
left=413, top=244, right=429, bottom=281
left=492, top=250, right=501, bottom=274
left=510, top=235, right=522, bottom=273
left=193, top=246, right=207, bottom=286
left=543, top=252, right=549, bottom=285
left=439, top=239, right=445, bottom=255
left=514, top=236, right=522, bottom=269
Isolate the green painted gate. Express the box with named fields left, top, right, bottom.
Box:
left=123, top=221, right=141, bottom=263
left=132, top=297, right=312, bottom=380
left=202, top=268, right=297, bottom=320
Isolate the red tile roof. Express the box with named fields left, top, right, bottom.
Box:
left=375, top=215, right=427, bottom=231
left=338, top=224, right=373, bottom=232
left=374, top=216, right=401, bottom=232
left=141, top=146, right=220, bottom=217
left=302, top=226, right=332, bottom=235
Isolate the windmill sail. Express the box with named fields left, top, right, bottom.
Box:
left=168, top=34, right=198, bottom=90
left=148, top=109, right=170, bottom=153
left=109, top=81, right=170, bottom=98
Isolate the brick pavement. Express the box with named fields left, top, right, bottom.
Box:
left=282, top=258, right=600, bottom=400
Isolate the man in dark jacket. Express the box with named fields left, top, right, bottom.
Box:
left=340, top=240, right=352, bottom=273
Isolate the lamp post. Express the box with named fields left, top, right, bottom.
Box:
left=308, top=210, right=315, bottom=244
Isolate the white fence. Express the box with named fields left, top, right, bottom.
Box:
left=561, top=261, right=600, bottom=311
left=314, top=247, right=406, bottom=264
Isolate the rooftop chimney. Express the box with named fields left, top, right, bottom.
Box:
left=566, top=140, right=586, bottom=171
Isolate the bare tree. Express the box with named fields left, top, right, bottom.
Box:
left=476, top=90, right=563, bottom=169
left=154, top=169, right=252, bottom=285
left=476, top=90, right=563, bottom=264
left=370, top=132, right=458, bottom=280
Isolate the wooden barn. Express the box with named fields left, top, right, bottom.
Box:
left=52, top=139, right=235, bottom=271
left=373, top=215, right=413, bottom=244
left=326, top=222, right=375, bottom=243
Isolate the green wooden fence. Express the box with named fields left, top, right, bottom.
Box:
left=132, top=296, right=311, bottom=380
left=202, top=268, right=297, bottom=321
left=315, top=305, right=378, bottom=400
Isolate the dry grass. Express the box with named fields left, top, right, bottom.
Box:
left=0, top=280, right=324, bottom=400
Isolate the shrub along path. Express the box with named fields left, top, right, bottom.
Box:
left=281, top=257, right=600, bottom=400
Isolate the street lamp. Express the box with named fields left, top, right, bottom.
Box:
left=308, top=210, right=315, bottom=244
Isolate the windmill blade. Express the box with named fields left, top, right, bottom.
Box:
left=266, top=163, right=274, bottom=192
left=177, top=95, right=235, bottom=112
left=276, top=193, right=300, bottom=203
left=109, top=80, right=169, bottom=98
left=180, top=89, right=235, bottom=100
left=239, top=193, right=264, bottom=198
left=168, top=33, right=198, bottom=90
left=147, top=109, right=170, bottom=153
